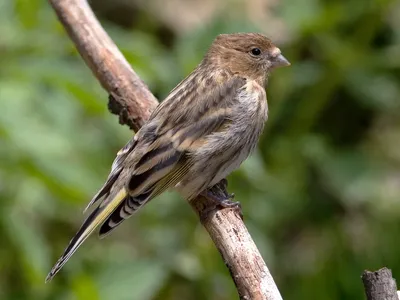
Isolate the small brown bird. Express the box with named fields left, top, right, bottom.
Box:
left=46, top=33, right=290, bottom=281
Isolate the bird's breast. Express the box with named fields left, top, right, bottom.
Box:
left=205, top=81, right=268, bottom=187
left=235, top=80, right=268, bottom=127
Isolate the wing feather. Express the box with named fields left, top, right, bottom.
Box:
left=84, top=138, right=137, bottom=212
left=99, top=75, right=246, bottom=229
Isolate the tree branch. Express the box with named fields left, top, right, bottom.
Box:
left=50, top=0, right=158, bottom=131
left=49, top=1, right=283, bottom=299
left=362, top=268, right=398, bottom=300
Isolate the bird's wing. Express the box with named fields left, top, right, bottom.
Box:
left=99, top=74, right=246, bottom=235
left=46, top=74, right=245, bottom=282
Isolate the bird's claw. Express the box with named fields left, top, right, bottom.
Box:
left=200, top=189, right=243, bottom=220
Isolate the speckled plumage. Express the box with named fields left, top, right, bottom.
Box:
left=46, top=33, right=290, bottom=282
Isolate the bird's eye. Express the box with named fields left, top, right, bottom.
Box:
left=251, top=48, right=262, bottom=56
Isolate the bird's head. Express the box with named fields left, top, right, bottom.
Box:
left=206, top=33, right=290, bottom=80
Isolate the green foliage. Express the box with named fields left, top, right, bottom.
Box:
left=1, top=0, right=400, bottom=299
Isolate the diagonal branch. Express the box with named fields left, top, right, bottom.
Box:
left=50, top=0, right=158, bottom=131
left=49, top=1, right=283, bottom=299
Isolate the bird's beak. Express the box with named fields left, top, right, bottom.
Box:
left=271, top=54, right=291, bottom=68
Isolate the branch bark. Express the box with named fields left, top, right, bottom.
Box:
left=362, top=268, right=398, bottom=300
left=49, top=1, right=283, bottom=299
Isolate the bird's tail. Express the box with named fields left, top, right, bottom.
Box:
left=45, top=188, right=128, bottom=282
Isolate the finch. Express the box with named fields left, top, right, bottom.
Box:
left=46, top=33, right=290, bottom=281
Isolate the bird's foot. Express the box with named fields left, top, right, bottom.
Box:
left=202, top=190, right=239, bottom=209
left=199, top=181, right=243, bottom=220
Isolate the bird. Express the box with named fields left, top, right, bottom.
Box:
left=46, top=33, right=290, bottom=282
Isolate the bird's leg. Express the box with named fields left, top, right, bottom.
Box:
left=201, top=189, right=238, bottom=208
left=199, top=179, right=242, bottom=219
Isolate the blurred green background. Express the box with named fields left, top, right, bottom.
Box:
left=1, top=0, right=400, bottom=299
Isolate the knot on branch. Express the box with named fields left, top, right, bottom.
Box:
left=108, top=94, right=136, bottom=131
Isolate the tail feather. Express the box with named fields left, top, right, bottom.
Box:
left=83, top=168, right=122, bottom=213
left=46, top=138, right=189, bottom=282
left=45, top=188, right=128, bottom=282
left=83, top=138, right=137, bottom=213
left=99, top=189, right=153, bottom=238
